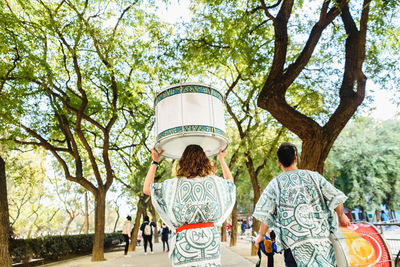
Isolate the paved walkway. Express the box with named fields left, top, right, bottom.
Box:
left=43, top=238, right=285, bottom=267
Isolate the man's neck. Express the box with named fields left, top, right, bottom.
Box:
left=282, top=165, right=297, bottom=172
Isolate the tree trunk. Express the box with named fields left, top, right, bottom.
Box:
left=249, top=174, right=261, bottom=256
left=113, top=206, right=120, bottom=233
left=129, top=204, right=144, bottom=252
left=91, top=190, right=106, bottom=261
left=387, top=204, right=393, bottom=221
left=84, top=192, right=89, bottom=234
left=149, top=203, right=159, bottom=243
left=221, top=221, right=227, bottom=242
left=251, top=218, right=260, bottom=256
left=27, top=225, right=32, bottom=239
left=375, top=210, right=381, bottom=222
left=34, top=226, right=42, bottom=237
left=299, top=137, right=334, bottom=173
left=64, top=215, right=74, bottom=235
left=0, top=157, right=12, bottom=267
left=230, top=202, right=238, bottom=247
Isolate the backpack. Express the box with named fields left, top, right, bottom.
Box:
left=144, top=223, right=151, bottom=236
left=263, top=239, right=273, bottom=253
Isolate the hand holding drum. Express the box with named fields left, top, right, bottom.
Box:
left=151, top=147, right=164, bottom=163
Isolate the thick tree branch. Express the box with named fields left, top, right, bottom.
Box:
left=267, top=0, right=294, bottom=81
left=11, top=139, right=70, bottom=153
left=324, top=0, right=370, bottom=141
left=259, top=0, right=277, bottom=21
left=225, top=75, right=245, bottom=137
left=282, top=0, right=346, bottom=88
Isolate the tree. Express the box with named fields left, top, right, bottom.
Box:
left=0, top=156, right=12, bottom=267
left=325, top=118, right=400, bottom=218
left=256, top=0, right=372, bottom=173
left=0, top=0, right=162, bottom=260
left=173, top=0, right=399, bottom=173
left=3, top=149, right=62, bottom=238
left=49, top=175, right=83, bottom=235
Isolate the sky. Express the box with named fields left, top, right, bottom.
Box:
left=364, top=88, right=398, bottom=120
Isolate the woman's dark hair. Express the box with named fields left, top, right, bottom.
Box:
left=126, top=216, right=132, bottom=221
left=277, top=142, right=298, bottom=167
left=176, top=145, right=216, bottom=178
left=144, top=215, right=149, bottom=221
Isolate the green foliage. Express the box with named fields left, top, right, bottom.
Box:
left=2, top=149, right=64, bottom=237
left=169, top=0, right=400, bottom=125
left=10, top=232, right=122, bottom=263
left=325, top=118, right=400, bottom=211
left=0, top=0, right=164, bottom=182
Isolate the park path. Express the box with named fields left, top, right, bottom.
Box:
left=42, top=238, right=285, bottom=267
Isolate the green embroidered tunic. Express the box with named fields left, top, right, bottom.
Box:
left=253, top=169, right=347, bottom=267
left=151, top=176, right=236, bottom=267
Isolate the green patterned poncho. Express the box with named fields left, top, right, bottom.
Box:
left=253, top=169, right=347, bottom=267
left=151, top=176, right=236, bottom=267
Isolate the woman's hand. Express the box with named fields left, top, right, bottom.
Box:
left=152, top=147, right=164, bottom=163
left=218, top=148, right=233, bottom=182
left=218, top=148, right=227, bottom=161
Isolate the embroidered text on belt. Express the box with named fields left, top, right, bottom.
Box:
left=176, top=222, right=215, bottom=233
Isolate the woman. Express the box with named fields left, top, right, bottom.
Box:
left=122, top=216, right=132, bottom=256
left=143, top=145, right=235, bottom=266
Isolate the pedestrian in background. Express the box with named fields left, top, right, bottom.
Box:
left=161, top=222, right=170, bottom=252
left=140, top=215, right=156, bottom=255
left=122, top=216, right=132, bottom=256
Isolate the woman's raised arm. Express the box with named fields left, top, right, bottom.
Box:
left=143, top=148, right=164, bottom=195
left=218, top=149, right=234, bottom=183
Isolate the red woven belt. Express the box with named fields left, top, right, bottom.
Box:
left=176, top=222, right=215, bottom=233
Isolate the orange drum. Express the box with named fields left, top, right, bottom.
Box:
left=330, top=223, right=393, bottom=267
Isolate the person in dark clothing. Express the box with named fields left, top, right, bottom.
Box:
left=161, top=222, right=170, bottom=252
left=140, top=215, right=156, bottom=254
left=241, top=220, right=246, bottom=235
left=266, top=230, right=277, bottom=267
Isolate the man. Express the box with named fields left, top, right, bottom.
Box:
left=140, top=215, right=156, bottom=255
left=253, top=142, right=350, bottom=267
left=161, top=222, right=170, bottom=252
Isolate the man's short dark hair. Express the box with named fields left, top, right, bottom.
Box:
left=277, top=142, right=298, bottom=167
left=270, top=230, right=276, bottom=240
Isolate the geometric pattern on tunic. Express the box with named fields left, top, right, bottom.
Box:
left=151, top=176, right=236, bottom=267
left=173, top=178, right=221, bottom=225
left=253, top=169, right=347, bottom=267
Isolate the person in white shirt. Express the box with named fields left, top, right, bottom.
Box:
left=122, top=216, right=132, bottom=256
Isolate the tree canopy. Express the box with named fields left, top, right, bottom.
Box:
left=325, top=118, right=400, bottom=217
